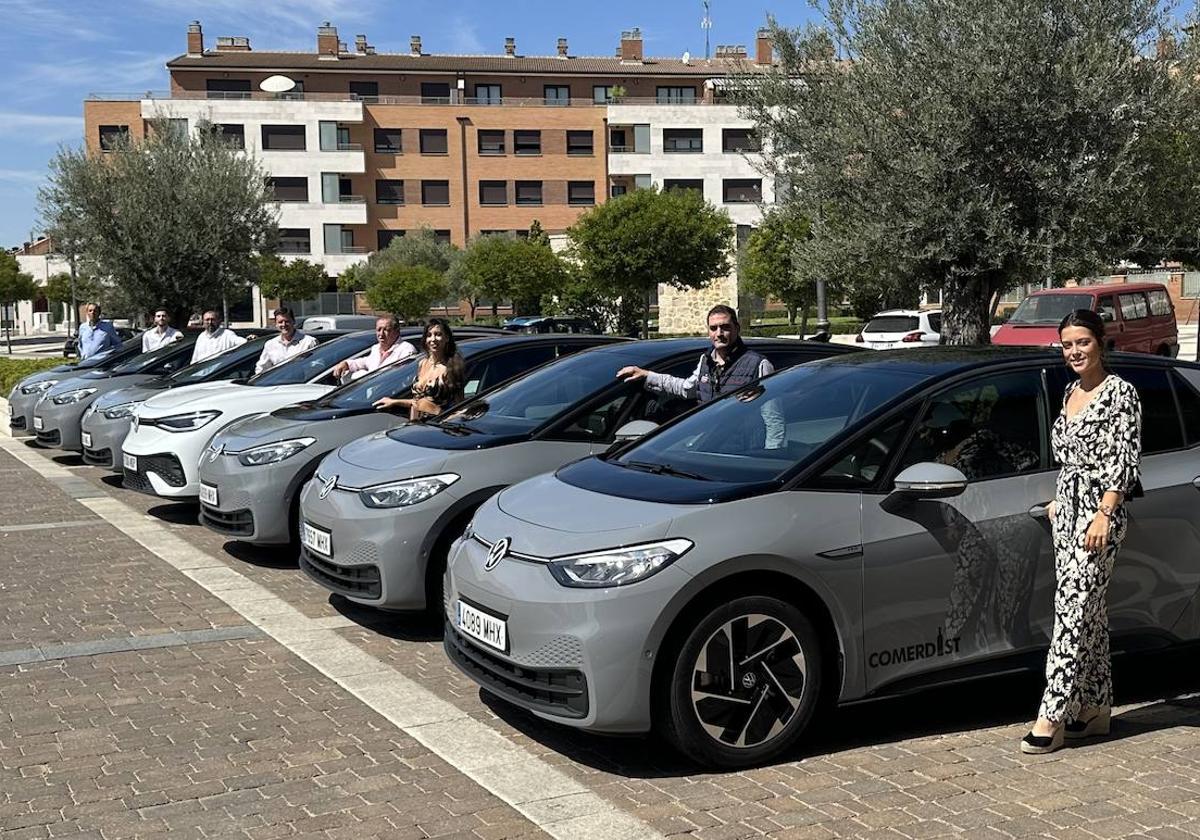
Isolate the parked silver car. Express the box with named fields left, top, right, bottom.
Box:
left=298, top=339, right=855, bottom=613
left=444, top=348, right=1200, bottom=767
left=197, top=334, right=621, bottom=546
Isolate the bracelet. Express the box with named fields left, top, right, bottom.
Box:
left=1097, top=502, right=1115, bottom=517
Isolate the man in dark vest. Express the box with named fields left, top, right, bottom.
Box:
left=616, top=304, right=774, bottom=401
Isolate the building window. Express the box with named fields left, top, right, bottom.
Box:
left=215, top=123, right=244, bottom=149
left=723, top=178, right=762, bottom=203
left=593, top=85, right=614, bottom=104
left=566, top=130, right=594, bottom=156
left=376, top=179, right=405, bottom=205
left=165, top=118, right=189, bottom=140
left=421, top=82, right=451, bottom=103
left=349, top=80, right=379, bottom=101
left=269, top=177, right=309, bottom=202
left=657, top=86, right=697, bottom=104
left=278, top=228, right=311, bottom=254
left=544, top=85, right=570, bottom=106
left=374, top=128, right=402, bottom=154
left=663, top=179, right=704, bottom=195
left=663, top=128, right=703, bottom=153
left=422, top=180, right=450, bottom=205
left=479, top=181, right=508, bottom=206
left=722, top=128, right=758, bottom=153
left=568, top=181, right=596, bottom=206
left=98, top=124, right=129, bottom=151
left=514, top=130, right=541, bottom=155
left=205, top=78, right=251, bottom=99
left=261, top=125, right=306, bottom=151
left=420, top=129, right=448, bottom=154
left=378, top=229, right=403, bottom=251
left=515, top=181, right=543, bottom=206
left=434, top=229, right=452, bottom=244
left=475, top=84, right=502, bottom=105
left=610, top=184, right=628, bottom=198
left=478, top=130, right=505, bottom=155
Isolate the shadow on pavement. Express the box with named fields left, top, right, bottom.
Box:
left=475, top=644, right=1200, bottom=777
left=146, top=501, right=199, bottom=525
left=330, top=594, right=443, bottom=643
left=99, top=474, right=123, bottom=489
left=51, top=453, right=84, bottom=467
left=222, top=541, right=299, bottom=569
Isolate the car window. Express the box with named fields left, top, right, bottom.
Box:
left=810, top=412, right=915, bottom=490
left=1119, top=293, right=1148, bottom=321
left=555, top=391, right=637, bottom=440
left=1174, top=372, right=1200, bottom=446
left=760, top=348, right=828, bottom=372
left=926, top=312, right=942, bottom=333
left=895, top=370, right=1046, bottom=482
left=249, top=333, right=374, bottom=386
left=466, top=345, right=558, bottom=397
left=552, top=357, right=694, bottom=442
left=110, top=340, right=193, bottom=375
left=1111, top=366, right=1182, bottom=454
left=146, top=346, right=197, bottom=376
left=1097, top=296, right=1117, bottom=324
left=865, top=315, right=918, bottom=333
left=1008, top=294, right=1094, bottom=325
left=319, top=356, right=421, bottom=409
left=1148, top=289, right=1173, bottom=317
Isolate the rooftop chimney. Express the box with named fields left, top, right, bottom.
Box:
left=755, top=28, right=774, bottom=65
left=410, top=35, right=422, bottom=56
left=504, top=36, right=516, bottom=56
left=355, top=34, right=369, bottom=54
left=620, top=28, right=643, bottom=62
left=215, top=36, right=251, bottom=52
left=317, top=21, right=339, bottom=56
left=186, top=21, right=204, bottom=57
left=557, top=37, right=569, bottom=57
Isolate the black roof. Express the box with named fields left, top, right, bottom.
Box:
left=808, top=345, right=1200, bottom=377
left=454, top=333, right=627, bottom=354
left=595, top=336, right=859, bottom=364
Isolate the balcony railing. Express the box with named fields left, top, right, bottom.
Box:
left=336, top=195, right=366, bottom=204
left=88, top=91, right=739, bottom=107
left=327, top=245, right=368, bottom=255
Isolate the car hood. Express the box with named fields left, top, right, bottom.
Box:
left=140, top=381, right=330, bottom=414
left=322, top=434, right=449, bottom=484
left=991, top=323, right=1058, bottom=345
left=93, top=382, right=162, bottom=410
left=46, top=372, right=152, bottom=398
left=213, top=411, right=312, bottom=448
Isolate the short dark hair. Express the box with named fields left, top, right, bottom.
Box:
left=272, top=307, right=296, bottom=321
left=1058, top=308, right=1106, bottom=342
left=707, top=304, right=739, bottom=326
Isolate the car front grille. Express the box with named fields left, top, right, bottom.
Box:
left=199, top=504, right=254, bottom=537
left=35, top=429, right=61, bottom=446
left=123, top=453, right=186, bottom=491
left=300, top=548, right=382, bottom=599
left=82, top=447, right=112, bottom=467
left=444, top=624, right=588, bottom=719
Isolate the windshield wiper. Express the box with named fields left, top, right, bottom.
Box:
left=623, top=460, right=710, bottom=481
left=432, top=419, right=484, bottom=435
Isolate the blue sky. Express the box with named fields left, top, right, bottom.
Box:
left=0, top=0, right=817, bottom=249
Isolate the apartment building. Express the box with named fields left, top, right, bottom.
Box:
left=81, top=21, right=777, bottom=324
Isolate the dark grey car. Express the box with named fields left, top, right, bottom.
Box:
left=444, top=348, right=1200, bottom=767
left=198, top=334, right=622, bottom=546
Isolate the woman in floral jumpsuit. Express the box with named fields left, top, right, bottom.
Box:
left=1022, top=310, right=1142, bottom=755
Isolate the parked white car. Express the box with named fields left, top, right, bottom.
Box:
left=856, top=309, right=942, bottom=349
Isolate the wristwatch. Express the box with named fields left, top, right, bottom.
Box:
left=1097, top=502, right=1116, bottom=517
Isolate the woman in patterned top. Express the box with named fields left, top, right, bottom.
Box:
left=372, top=319, right=465, bottom=421
left=1022, top=309, right=1142, bottom=754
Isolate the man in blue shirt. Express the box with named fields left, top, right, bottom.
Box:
left=77, top=302, right=121, bottom=360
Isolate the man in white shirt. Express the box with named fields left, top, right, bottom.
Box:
left=331, top=315, right=415, bottom=381
left=191, top=310, right=247, bottom=364
left=254, top=307, right=318, bottom=375
left=141, top=309, right=184, bottom=352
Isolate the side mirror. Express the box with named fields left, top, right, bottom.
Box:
left=1099, top=310, right=1115, bottom=323
left=613, top=419, right=658, bottom=442
left=890, top=462, right=968, bottom=500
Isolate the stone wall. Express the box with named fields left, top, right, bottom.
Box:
left=657, top=273, right=739, bottom=335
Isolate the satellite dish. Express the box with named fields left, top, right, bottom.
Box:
left=682, top=50, right=691, bottom=64
left=259, top=75, right=296, bottom=93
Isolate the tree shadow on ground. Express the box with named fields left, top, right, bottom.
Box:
left=329, top=594, right=442, bottom=643
left=475, top=645, right=1200, bottom=778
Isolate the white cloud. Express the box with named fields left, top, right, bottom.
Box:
left=0, top=169, right=45, bottom=185
left=0, top=112, right=83, bottom=143
left=139, top=0, right=383, bottom=40
left=445, top=15, right=485, bottom=54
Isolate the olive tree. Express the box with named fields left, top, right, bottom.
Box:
left=0, top=252, right=38, bottom=353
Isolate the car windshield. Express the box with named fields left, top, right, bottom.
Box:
left=77, top=337, right=141, bottom=369
left=164, top=337, right=269, bottom=384
left=316, top=355, right=422, bottom=409
left=432, top=350, right=622, bottom=436
left=109, top=339, right=192, bottom=374
left=248, top=333, right=369, bottom=386
left=1007, top=293, right=1094, bottom=325
left=614, top=363, right=927, bottom=484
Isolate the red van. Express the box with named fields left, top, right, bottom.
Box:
left=992, top=283, right=1178, bottom=356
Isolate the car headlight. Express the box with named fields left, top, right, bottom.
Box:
left=101, top=401, right=139, bottom=420
left=359, top=473, right=459, bottom=509
left=155, top=410, right=220, bottom=432
left=236, top=437, right=316, bottom=467
left=51, top=387, right=98, bottom=405
left=20, top=379, right=58, bottom=395
left=547, top=538, right=693, bottom=588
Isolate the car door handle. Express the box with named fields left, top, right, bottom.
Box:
left=1028, top=503, right=1051, bottom=520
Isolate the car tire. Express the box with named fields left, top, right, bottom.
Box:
left=663, top=595, right=823, bottom=768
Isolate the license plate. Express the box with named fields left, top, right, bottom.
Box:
left=199, top=483, right=218, bottom=506
left=33, top=416, right=43, bottom=431
left=301, top=521, right=331, bottom=556
left=456, top=600, right=507, bottom=652
left=123, top=453, right=137, bottom=472
left=81, top=432, right=92, bottom=448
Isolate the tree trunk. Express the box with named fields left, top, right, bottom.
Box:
left=642, top=288, right=651, bottom=339
left=170, top=306, right=192, bottom=331
left=941, top=275, right=995, bottom=345
left=787, top=304, right=797, bottom=325
left=799, top=309, right=809, bottom=337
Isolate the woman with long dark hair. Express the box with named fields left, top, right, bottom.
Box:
left=1022, top=309, right=1142, bottom=754
left=373, top=318, right=465, bottom=420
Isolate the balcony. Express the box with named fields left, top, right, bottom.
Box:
left=88, top=91, right=732, bottom=107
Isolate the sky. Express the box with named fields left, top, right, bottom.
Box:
left=0, top=0, right=820, bottom=249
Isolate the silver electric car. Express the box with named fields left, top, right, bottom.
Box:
left=298, top=339, right=855, bottom=613
left=197, top=334, right=621, bottom=546
left=444, top=348, right=1200, bottom=767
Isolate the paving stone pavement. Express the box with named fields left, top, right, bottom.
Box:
left=5, top=424, right=1200, bottom=840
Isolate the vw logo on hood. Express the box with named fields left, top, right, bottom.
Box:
left=318, top=475, right=338, bottom=500
left=207, top=442, right=225, bottom=463
left=484, top=537, right=511, bottom=572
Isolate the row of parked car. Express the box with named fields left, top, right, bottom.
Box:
left=10, top=309, right=1200, bottom=768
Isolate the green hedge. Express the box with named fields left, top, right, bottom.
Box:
left=0, top=358, right=64, bottom=396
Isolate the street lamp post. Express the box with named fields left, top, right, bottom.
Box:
left=815, top=277, right=831, bottom=336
